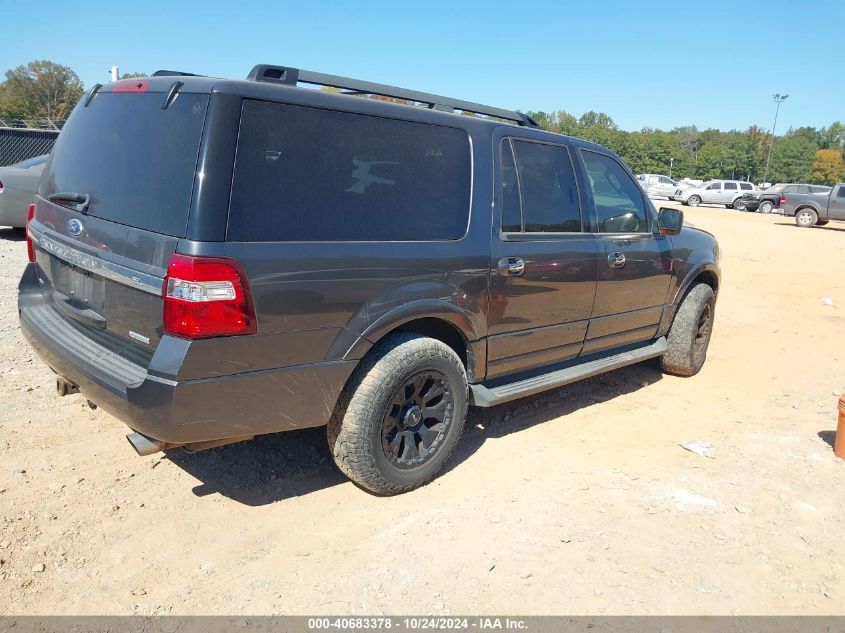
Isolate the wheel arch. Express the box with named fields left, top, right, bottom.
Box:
left=659, top=263, right=719, bottom=337
left=340, top=301, right=484, bottom=382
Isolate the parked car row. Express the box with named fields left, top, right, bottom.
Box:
left=636, top=173, right=837, bottom=219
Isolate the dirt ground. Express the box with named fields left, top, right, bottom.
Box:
left=1, top=205, right=844, bottom=616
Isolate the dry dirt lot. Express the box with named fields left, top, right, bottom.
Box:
left=1, top=206, right=844, bottom=615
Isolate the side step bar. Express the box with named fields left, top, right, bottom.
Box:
left=470, top=337, right=667, bottom=408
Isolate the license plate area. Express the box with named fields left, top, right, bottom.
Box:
left=51, top=261, right=106, bottom=316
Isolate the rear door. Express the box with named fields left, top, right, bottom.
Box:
left=658, top=176, right=675, bottom=197
left=577, top=149, right=673, bottom=355
left=828, top=185, right=845, bottom=221
left=486, top=135, right=599, bottom=378
left=31, top=83, right=211, bottom=365
left=701, top=182, right=721, bottom=203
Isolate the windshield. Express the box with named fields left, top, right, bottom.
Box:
left=13, top=155, right=48, bottom=169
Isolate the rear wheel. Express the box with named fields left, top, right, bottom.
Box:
left=328, top=333, right=468, bottom=495
left=795, top=208, right=818, bottom=228
left=733, top=198, right=746, bottom=211
left=687, top=195, right=701, bottom=207
left=661, top=283, right=716, bottom=377
left=759, top=200, right=774, bottom=214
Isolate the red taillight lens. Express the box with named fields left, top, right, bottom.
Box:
left=163, top=254, right=256, bottom=339
left=779, top=194, right=786, bottom=206
left=26, top=203, right=36, bottom=262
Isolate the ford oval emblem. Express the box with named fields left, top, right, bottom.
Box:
left=67, top=219, right=83, bottom=237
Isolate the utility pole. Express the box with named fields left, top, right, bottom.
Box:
left=762, top=93, right=788, bottom=184
left=669, top=157, right=674, bottom=180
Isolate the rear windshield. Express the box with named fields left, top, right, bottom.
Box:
left=227, top=100, right=471, bottom=242
left=39, top=92, right=209, bottom=237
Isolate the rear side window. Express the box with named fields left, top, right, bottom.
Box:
left=838, top=187, right=845, bottom=199
left=724, top=182, right=737, bottom=190
left=39, top=92, right=209, bottom=237
left=740, top=183, right=753, bottom=190
left=506, top=139, right=582, bottom=233
left=228, top=100, right=471, bottom=241
left=500, top=142, right=522, bottom=232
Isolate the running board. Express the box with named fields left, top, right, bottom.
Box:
left=470, top=337, right=667, bottom=407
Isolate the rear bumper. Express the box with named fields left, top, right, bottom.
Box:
left=18, top=263, right=355, bottom=444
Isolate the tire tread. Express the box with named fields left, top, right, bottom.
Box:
left=328, top=333, right=467, bottom=495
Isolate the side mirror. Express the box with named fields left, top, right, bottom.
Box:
left=658, top=207, right=684, bottom=235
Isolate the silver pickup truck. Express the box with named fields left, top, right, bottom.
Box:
left=782, top=183, right=845, bottom=227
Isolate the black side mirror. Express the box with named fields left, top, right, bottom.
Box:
left=658, top=207, right=684, bottom=235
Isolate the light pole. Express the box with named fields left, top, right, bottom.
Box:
left=669, top=157, right=674, bottom=180
left=762, top=93, right=788, bottom=184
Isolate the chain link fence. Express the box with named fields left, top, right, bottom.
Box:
left=0, top=120, right=64, bottom=167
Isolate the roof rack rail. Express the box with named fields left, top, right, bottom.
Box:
left=152, top=70, right=200, bottom=77
left=245, top=64, right=538, bottom=127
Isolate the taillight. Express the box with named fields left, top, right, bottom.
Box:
left=26, top=203, right=35, bottom=262
left=163, top=254, right=256, bottom=339
left=779, top=194, right=786, bottom=206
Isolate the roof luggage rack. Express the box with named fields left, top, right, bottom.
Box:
left=245, top=64, right=539, bottom=127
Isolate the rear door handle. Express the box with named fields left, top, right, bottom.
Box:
left=608, top=252, right=626, bottom=268
left=497, top=256, right=525, bottom=276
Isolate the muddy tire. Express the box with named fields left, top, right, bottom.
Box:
left=660, top=283, right=716, bottom=377
left=328, top=333, right=468, bottom=495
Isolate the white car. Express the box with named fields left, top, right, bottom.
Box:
left=671, top=179, right=755, bottom=209
left=636, top=173, right=677, bottom=199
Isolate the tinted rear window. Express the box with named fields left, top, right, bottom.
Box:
left=228, top=100, right=471, bottom=241
left=39, top=92, right=209, bottom=237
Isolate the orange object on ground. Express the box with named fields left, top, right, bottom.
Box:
left=836, top=395, right=845, bottom=459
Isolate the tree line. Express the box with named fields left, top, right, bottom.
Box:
left=1, top=60, right=843, bottom=185
left=526, top=110, right=845, bottom=185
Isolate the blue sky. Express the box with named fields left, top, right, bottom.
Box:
left=2, top=0, right=843, bottom=132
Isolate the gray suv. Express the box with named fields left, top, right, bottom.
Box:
left=18, top=65, right=721, bottom=494
left=671, top=179, right=755, bottom=209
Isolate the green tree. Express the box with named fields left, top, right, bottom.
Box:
left=811, top=149, right=845, bottom=185
left=578, top=111, right=616, bottom=129
left=0, top=60, right=83, bottom=121
left=119, top=72, right=147, bottom=79
left=766, top=133, right=817, bottom=183
left=819, top=122, right=845, bottom=150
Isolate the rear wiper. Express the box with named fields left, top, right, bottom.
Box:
left=47, top=192, right=91, bottom=214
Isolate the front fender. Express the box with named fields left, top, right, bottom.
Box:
left=671, top=261, right=720, bottom=306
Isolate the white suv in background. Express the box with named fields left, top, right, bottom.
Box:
left=671, top=179, right=755, bottom=209
left=637, top=173, right=676, bottom=199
